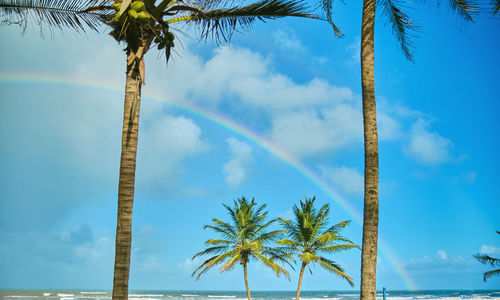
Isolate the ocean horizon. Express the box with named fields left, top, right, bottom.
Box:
left=1, top=290, right=499, bottom=300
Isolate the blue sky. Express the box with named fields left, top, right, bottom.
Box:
left=0, top=0, right=499, bottom=291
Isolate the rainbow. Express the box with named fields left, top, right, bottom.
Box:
left=0, top=72, right=418, bottom=290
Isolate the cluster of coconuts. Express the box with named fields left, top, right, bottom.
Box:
left=112, top=1, right=151, bottom=22
left=155, top=27, right=175, bottom=50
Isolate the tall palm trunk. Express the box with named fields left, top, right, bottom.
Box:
left=360, top=0, right=379, bottom=300
left=295, top=262, right=307, bottom=300
left=112, top=50, right=144, bottom=300
left=243, top=263, right=252, bottom=300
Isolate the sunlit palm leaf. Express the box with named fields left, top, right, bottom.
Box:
left=0, top=0, right=108, bottom=33
left=188, top=0, right=317, bottom=42
left=378, top=0, right=417, bottom=61
left=318, top=257, right=354, bottom=286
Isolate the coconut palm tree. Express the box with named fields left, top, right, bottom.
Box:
left=278, top=197, right=359, bottom=300
left=0, top=1, right=317, bottom=299
left=474, top=231, right=500, bottom=281
left=357, top=1, right=482, bottom=298
left=192, top=197, right=293, bottom=300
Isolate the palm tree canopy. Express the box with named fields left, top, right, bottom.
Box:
left=1, top=0, right=317, bottom=60
left=278, top=197, right=359, bottom=286
left=192, top=197, right=293, bottom=280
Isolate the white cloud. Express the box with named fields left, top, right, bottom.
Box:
left=405, top=118, right=454, bottom=165
left=404, top=250, right=476, bottom=275
left=137, top=114, right=209, bottom=189
left=268, top=105, right=363, bottom=157
left=148, top=45, right=408, bottom=158
left=437, top=250, right=448, bottom=260
left=346, top=38, right=360, bottom=66
left=222, top=138, right=253, bottom=187
left=479, top=245, right=500, bottom=256
left=319, top=165, right=363, bottom=197
left=272, top=29, right=307, bottom=54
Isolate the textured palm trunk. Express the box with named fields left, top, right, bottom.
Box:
left=112, top=50, right=144, bottom=300
left=360, top=0, right=379, bottom=300
left=243, top=263, right=252, bottom=300
left=295, top=262, right=307, bottom=300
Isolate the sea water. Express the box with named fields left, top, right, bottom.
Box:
left=0, top=290, right=499, bottom=300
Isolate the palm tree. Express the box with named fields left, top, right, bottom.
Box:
left=0, top=1, right=317, bottom=299
left=192, top=197, right=293, bottom=300
left=357, top=1, right=482, bottom=298
left=474, top=231, right=500, bottom=281
left=278, top=197, right=359, bottom=300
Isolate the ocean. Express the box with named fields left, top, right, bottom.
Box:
left=0, top=290, right=499, bottom=300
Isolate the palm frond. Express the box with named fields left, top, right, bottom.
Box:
left=317, top=257, right=354, bottom=287
left=483, top=268, right=500, bottom=281
left=378, top=0, right=417, bottom=61
left=321, top=244, right=360, bottom=253
left=253, top=251, right=291, bottom=280
left=205, top=239, right=233, bottom=246
left=192, top=245, right=230, bottom=259
left=474, top=254, right=500, bottom=266
left=318, top=0, right=342, bottom=36
left=192, top=249, right=237, bottom=280
left=492, top=0, right=500, bottom=14
left=449, top=0, right=478, bottom=21
left=187, top=0, right=317, bottom=43
left=0, top=0, right=108, bottom=34
left=220, top=253, right=241, bottom=272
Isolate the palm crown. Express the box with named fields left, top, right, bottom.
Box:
left=0, top=0, right=316, bottom=61
left=193, top=197, right=293, bottom=300
left=278, top=197, right=359, bottom=288
left=193, top=197, right=292, bottom=279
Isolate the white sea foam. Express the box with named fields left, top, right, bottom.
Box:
left=208, top=296, right=237, bottom=298
left=129, top=295, right=163, bottom=297
left=180, top=295, right=199, bottom=297
left=43, top=293, right=51, bottom=297
left=5, top=296, right=40, bottom=298
left=57, top=294, right=74, bottom=297
left=80, top=292, right=108, bottom=295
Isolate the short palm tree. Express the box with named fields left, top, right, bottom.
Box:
left=474, top=231, right=500, bottom=281
left=0, top=1, right=316, bottom=299
left=278, top=197, right=359, bottom=300
left=192, top=197, right=292, bottom=300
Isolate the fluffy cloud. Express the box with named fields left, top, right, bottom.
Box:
left=269, top=105, right=363, bottom=157
left=479, top=245, right=500, bottom=256
left=404, top=250, right=476, bottom=275
left=319, top=165, right=363, bottom=197
left=222, top=138, right=253, bottom=187
left=137, top=113, right=209, bottom=192
left=147, top=44, right=407, bottom=158
left=405, top=118, right=454, bottom=165
left=272, top=29, right=307, bottom=54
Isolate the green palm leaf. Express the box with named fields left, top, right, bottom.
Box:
left=187, top=0, right=317, bottom=42
left=318, top=257, right=354, bottom=286
left=0, top=0, right=108, bottom=33
left=492, top=0, right=500, bottom=14
left=378, top=0, right=417, bottom=61
left=449, top=0, right=479, bottom=21
left=193, top=197, right=294, bottom=284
